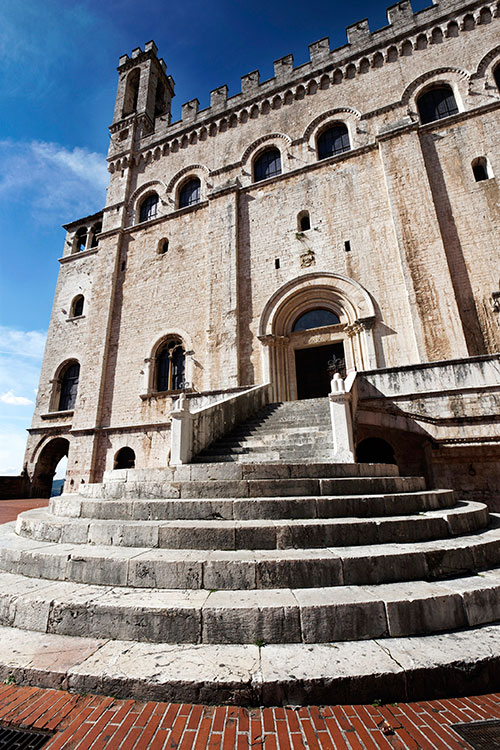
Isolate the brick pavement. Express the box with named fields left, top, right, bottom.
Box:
left=1, top=683, right=499, bottom=749
left=0, top=498, right=48, bottom=524
left=0, top=499, right=498, bottom=748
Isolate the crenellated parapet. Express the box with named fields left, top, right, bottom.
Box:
left=107, top=0, right=500, bottom=172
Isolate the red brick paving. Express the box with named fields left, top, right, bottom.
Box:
left=0, top=498, right=497, bottom=748
left=2, top=685, right=498, bottom=748
left=0, top=497, right=48, bottom=523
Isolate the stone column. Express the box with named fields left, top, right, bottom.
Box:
left=259, top=335, right=290, bottom=402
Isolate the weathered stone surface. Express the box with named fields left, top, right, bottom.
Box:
left=202, top=589, right=301, bottom=643
left=295, top=587, right=388, bottom=642
left=67, top=640, right=261, bottom=705
left=361, top=581, right=467, bottom=636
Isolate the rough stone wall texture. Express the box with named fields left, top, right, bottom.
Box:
left=24, top=0, right=500, bottom=490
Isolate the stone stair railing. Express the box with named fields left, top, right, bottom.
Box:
left=170, top=383, right=272, bottom=465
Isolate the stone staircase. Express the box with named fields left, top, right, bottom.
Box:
left=0, top=399, right=500, bottom=705
left=193, top=398, right=334, bottom=462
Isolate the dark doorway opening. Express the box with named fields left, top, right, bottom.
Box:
left=31, top=438, right=70, bottom=498
left=114, top=447, right=136, bottom=469
left=357, top=437, right=396, bottom=465
left=295, top=343, right=345, bottom=399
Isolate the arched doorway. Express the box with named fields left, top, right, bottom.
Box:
left=31, top=438, right=70, bottom=498
left=357, top=438, right=396, bottom=465
left=258, top=273, right=377, bottom=401
left=292, top=309, right=345, bottom=399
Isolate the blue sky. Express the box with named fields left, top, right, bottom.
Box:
left=0, top=0, right=431, bottom=475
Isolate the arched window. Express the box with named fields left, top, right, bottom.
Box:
left=90, top=222, right=102, bottom=248
left=71, top=295, right=84, bottom=317
left=123, top=68, right=140, bottom=117
left=317, top=124, right=350, bottom=160
left=254, top=148, right=282, bottom=182
left=139, top=193, right=159, bottom=223
left=157, top=339, right=186, bottom=391
left=298, top=211, right=311, bottom=231
left=417, top=85, right=458, bottom=124
left=292, top=309, right=340, bottom=332
left=472, top=157, right=492, bottom=182
left=75, top=228, right=87, bottom=253
left=179, top=178, right=201, bottom=208
left=58, top=362, right=80, bottom=411
left=114, top=447, right=136, bottom=469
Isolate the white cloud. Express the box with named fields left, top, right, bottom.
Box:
left=0, top=326, right=46, bottom=474
left=0, top=391, right=34, bottom=406
left=0, top=140, right=107, bottom=223
left=0, top=326, right=46, bottom=360
left=0, top=430, right=30, bottom=475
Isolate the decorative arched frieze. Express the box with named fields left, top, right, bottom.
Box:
left=240, top=133, right=292, bottom=167
left=473, top=44, right=500, bottom=80
left=127, top=180, right=166, bottom=226
left=401, top=66, right=471, bottom=108
left=303, top=108, right=362, bottom=155
left=240, top=133, right=292, bottom=186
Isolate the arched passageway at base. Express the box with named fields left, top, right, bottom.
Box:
left=30, top=438, right=70, bottom=498
left=356, top=437, right=396, bottom=465
left=114, top=447, right=136, bottom=469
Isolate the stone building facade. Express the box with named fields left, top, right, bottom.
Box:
left=23, top=0, right=500, bottom=502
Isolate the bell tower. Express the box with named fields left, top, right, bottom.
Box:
left=109, top=40, right=175, bottom=146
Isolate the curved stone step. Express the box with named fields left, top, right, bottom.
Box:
left=2, top=517, right=500, bottom=589
left=50, top=489, right=456, bottom=521
left=193, top=452, right=338, bottom=463
left=85, top=475, right=424, bottom=501
left=1, top=570, right=499, bottom=645
left=15, top=501, right=489, bottom=550
left=0, top=621, right=499, bottom=705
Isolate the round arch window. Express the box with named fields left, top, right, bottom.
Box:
left=417, top=85, right=458, bottom=124
left=317, top=124, right=350, bottom=160
left=139, top=193, right=159, bottom=223
left=58, top=362, right=80, bottom=411
left=157, top=339, right=186, bottom=391
left=292, top=309, right=340, bottom=332
left=254, top=148, right=282, bottom=182
left=179, top=178, right=201, bottom=208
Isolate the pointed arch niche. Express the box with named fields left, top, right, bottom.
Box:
left=258, top=273, right=377, bottom=401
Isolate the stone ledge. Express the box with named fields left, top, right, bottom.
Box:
left=0, top=622, right=499, bottom=705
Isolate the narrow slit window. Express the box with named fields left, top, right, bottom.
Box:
left=71, top=296, right=84, bottom=317
left=298, top=212, right=311, bottom=231
left=472, top=157, right=491, bottom=182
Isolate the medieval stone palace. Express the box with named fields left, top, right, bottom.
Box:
left=0, top=0, right=499, bottom=705
left=24, top=0, right=499, bottom=502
